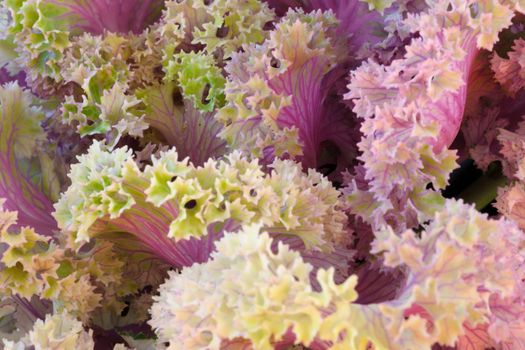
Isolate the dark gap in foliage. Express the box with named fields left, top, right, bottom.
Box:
left=442, top=159, right=483, bottom=199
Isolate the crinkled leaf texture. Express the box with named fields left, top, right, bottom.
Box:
left=163, top=51, right=226, bottom=112
left=6, top=0, right=164, bottom=36
left=0, top=197, right=138, bottom=325
left=0, top=82, right=58, bottom=233
left=150, top=199, right=525, bottom=350
left=149, top=223, right=360, bottom=350
left=43, top=0, right=165, bottom=35
left=137, top=83, right=227, bottom=166
left=217, top=9, right=359, bottom=179
left=344, top=0, right=520, bottom=231
left=54, top=141, right=348, bottom=269
left=2, top=311, right=94, bottom=350
left=3, top=0, right=161, bottom=80
left=265, top=0, right=385, bottom=52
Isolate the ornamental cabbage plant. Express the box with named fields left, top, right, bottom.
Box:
left=0, top=0, right=525, bottom=349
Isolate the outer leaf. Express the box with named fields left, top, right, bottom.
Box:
left=150, top=201, right=525, bottom=349
left=54, top=142, right=347, bottom=268
left=0, top=82, right=57, bottom=233
left=344, top=0, right=516, bottom=230
left=217, top=10, right=358, bottom=179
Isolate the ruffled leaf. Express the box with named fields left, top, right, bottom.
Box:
left=191, top=0, right=275, bottom=58
left=0, top=82, right=58, bottom=233
left=344, top=0, right=518, bottom=230
left=217, top=9, right=358, bottom=178
left=54, top=141, right=347, bottom=268
left=62, top=82, right=148, bottom=146
left=4, top=0, right=164, bottom=79
left=150, top=200, right=525, bottom=349
left=267, top=0, right=386, bottom=52
left=491, top=38, right=525, bottom=97
left=163, top=51, right=226, bottom=112
left=137, top=82, right=227, bottom=165
left=149, top=224, right=359, bottom=350
left=2, top=311, right=94, bottom=350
